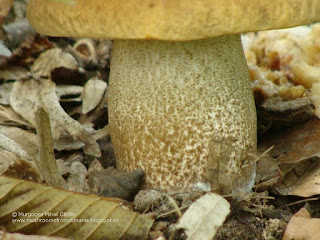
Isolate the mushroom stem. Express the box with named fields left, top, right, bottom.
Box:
left=108, top=34, right=257, bottom=194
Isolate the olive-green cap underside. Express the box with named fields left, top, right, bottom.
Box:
left=27, top=0, right=320, bottom=41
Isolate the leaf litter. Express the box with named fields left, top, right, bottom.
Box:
left=0, top=11, right=156, bottom=238
left=2, top=5, right=320, bottom=240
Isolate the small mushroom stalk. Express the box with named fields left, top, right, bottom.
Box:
left=108, top=34, right=257, bottom=194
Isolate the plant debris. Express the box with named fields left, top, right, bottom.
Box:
left=175, top=193, right=230, bottom=240
left=283, top=208, right=320, bottom=240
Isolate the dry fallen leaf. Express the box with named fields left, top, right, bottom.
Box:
left=10, top=79, right=101, bottom=157
left=278, top=160, right=320, bottom=197
left=3, top=35, right=53, bottom=67
left=282, top=208, right=320, bottom=240
left=0, top=126, right=38, bottom=160
left=0, top=175, right=154, bottom=240
left=55, top=85, right=83, bottom=102
left=71, top=38, right=97, bottom=68
left=0, top=131, right=34, bottom=161
left=175, top=193, right=230, bottom=240
left=0, top=150, right=41, bottom=182
left=0, top=67, right=28, bottom=82
left=81, top=77, right=107, bottom=114
left=257, top=97, right=315, bottom=129
left=257, top=118, right=320, bottom=196
left=0, top=105, right=32, bottom=127
left=31, top=48, right=79, bottom=79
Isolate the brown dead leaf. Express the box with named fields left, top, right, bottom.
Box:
left=259, top=118, right=320, bottom=165
left=0, top=150, right=41, bottom=182
left=258, top=118, right=320, bottom=196
left=282, top=208, right=320, bottom=240
left=0, top=126, right=38, bottom=160
left=3, top=34, right=52, bottom=68
left=257, top=97, right=314, bottom=129
left=30, top=48, right=87, bottom=86
left=278, top=160, right=320, bottom=197
left=10, top=79, right=101, bottom=157
left=0, top=105, right=32, bottom=127
left=31, top=48, right=78, bottom=79
left=0, top=130, right=34, bottom=161
left=0, top=175, right=154, bottom=240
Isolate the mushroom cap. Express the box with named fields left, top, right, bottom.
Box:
left=27, top=0, right=320, bottom=41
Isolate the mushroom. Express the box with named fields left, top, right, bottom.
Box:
left=27, top=0, right=320, bottom=194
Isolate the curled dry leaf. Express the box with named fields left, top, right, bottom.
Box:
left=259, top=118, right=320, bottom=165
left=0, top=150, right=41, bottom=182
left=53, top=135, right=85, bottom=151
left=175, top=193, right=230, bottom=240
left=0, top=126, right=38, bottom=160
left=258, top=118, right=320, bottom=196
left=10, top=79, right=101, bottom=157
left=282, top=208, right=320, bottom=240
left=0, top=130, right=34, bottom=161
left=31, top=48, right=78, bottom=79
left=55, top=85, right=83, bottom=102
left=71, top=38, right=97, bottom=68
left=0, top=175, right=154, bottom=240
left=0, top=127, right=41, bottom=181
left=0, top=105, right=32, bottom=127
left=78, top=89, right=108, bottom=128
left=0, top=67, right=28, bottom=82
left=82, top=77, right=107, bottom=114
left=278, top=160, right=320, bottom=197
left=257, top=97, right=315, bottom=129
